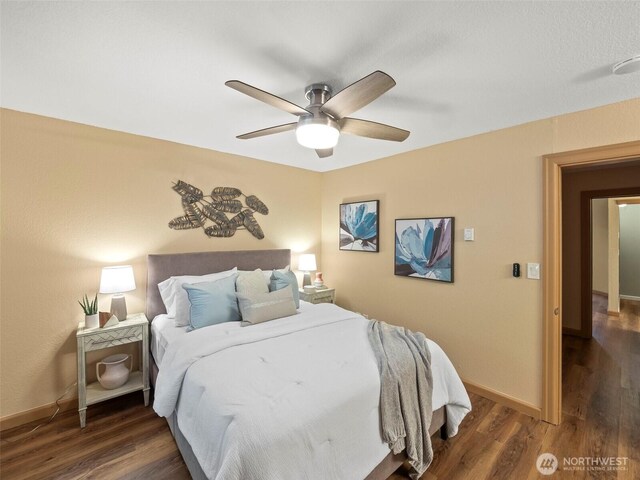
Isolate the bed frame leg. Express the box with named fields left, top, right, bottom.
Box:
left=439, top=424, right=448, bottom=440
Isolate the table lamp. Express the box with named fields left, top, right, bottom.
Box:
left=99, top=265, right=136, bottom=321
left=298, top=254, right=317, bottom=287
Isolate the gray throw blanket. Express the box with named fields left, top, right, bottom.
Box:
left=368, top=320, right=434, bottom=479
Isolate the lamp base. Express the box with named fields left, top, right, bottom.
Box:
left=110, top=295, right=128, bottom=321
left=302, top=271, right=312, bottom=287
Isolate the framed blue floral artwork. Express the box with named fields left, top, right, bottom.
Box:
left=339, top=200, right=379, bottom=252
left=395, top=217, right=454, bottom=282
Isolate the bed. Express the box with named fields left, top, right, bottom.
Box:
left=146, top=249, right=471, bottom=480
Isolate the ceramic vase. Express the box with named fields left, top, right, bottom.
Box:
left=96, top=353, right=132, bottom=390
left=85, top=313, right=99, bottom=329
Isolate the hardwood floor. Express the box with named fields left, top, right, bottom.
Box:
left=2, top=296, right=638, bottom=479
left=0, top=395, right=190, bottom=480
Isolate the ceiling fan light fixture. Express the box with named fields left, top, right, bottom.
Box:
left=296, top=116, right=340, bottom=149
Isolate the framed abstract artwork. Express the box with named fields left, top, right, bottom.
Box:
left=339, top=200, right=379, bottom=252
left=394, top=217, right=454, bottom=282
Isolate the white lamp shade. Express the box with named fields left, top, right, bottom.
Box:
left=298, top=254, right=317, bottom=272
left=296, top=124, right=339, bottom=149
left=99, top=265, right=136, bottom=294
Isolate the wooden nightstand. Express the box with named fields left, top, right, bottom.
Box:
left=76, top=313, right=149, bottom=428
left=299, top=288, right=336, bottom=304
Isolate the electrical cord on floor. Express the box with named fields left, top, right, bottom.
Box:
left=1, top=381, right=77, bottom=443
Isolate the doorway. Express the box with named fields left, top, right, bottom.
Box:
left=573, top=188, right=640, bottom=338
left=587, top=195, right=640, bottom=337
left=542, top=140, right=640, bottom=425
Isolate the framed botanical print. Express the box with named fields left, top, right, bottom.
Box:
left=339, top=200, right=379, bottom=252
left=394, top=217, right=454, bottom=282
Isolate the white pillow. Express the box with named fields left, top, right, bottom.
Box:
left=158, top=277, right=178, bottom=317
left=239, top=266, right=290, bottom=283
left=158, top=267, right=238, bottom=326
left=236, top=269, right=269, bottom=295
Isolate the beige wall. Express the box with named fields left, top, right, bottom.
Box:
left=321, top=98, right=640, bottom=408
left=0, top=109, right=322, bottom=418
left=1, top=98, right=639, bottom=420
left=591, top=199, right=608, bottom=294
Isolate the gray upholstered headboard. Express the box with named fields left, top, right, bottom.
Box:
left=146, top=249, right=291, bottom=320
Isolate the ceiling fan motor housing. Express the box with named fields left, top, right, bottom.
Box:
left=305, top=83, right=333, bottom=107
left=296, top=114, right=339, bottom=133
left=301, top=83, right=339, bottom=129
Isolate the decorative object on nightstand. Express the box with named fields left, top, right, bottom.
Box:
left=99, top=265, right=136, bottom=321
left=78, top=293, right=99, bottom=329
left=99, top=311, right=119, bottom=328
left=299, top=287, right=335, bottom=305
left=76, top=312, right=149, bottom=428
left=298, top=254, right=317, bottom=287
left=313, top=272, right=325, bottom=288
left=96, top=353, right=131, bottom=390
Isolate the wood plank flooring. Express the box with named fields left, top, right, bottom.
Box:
left=2, top=296, right=638, bottom=479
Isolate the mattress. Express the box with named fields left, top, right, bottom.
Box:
left=153, top=302, right=471, bottom=480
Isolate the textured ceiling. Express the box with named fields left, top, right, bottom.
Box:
left=1, top=1, right=639, bottom=172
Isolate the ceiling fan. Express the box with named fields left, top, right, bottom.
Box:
left=225, top=71, right=410, bottom=158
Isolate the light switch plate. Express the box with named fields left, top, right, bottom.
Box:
left=464, top=228, right=475, bottom=241
left=527, top=263, right=540, bottom=280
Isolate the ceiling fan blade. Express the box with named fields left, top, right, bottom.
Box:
left=315, top=148, right=333, bottom=158
left=236, top=122, right=297, bottom=140
left=321, top=71, right=396, bottom=119
left=339, top=118, right=410, bottom=142
left=226, top=80, right=310, bottom=116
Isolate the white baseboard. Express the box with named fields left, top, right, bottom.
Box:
left=620, top=295, right=640, bottom=302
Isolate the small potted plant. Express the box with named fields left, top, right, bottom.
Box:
left=79, top=294, right=99, bottom=329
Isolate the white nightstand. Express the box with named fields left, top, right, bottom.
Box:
left=299, top=288, right=336, bottom=304
left=76, top=313, right=150, bottom=428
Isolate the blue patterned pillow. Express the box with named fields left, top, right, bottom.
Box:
left=269, top=270, right=300, bottom=308
left=182, top=274, right=240, bottom=330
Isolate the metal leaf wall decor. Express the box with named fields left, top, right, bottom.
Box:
left=168, top=180, right=269, bottom=239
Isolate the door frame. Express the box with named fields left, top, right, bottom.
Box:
left=542, top=140, right=640, bottom=425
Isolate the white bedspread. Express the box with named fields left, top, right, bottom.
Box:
left=153, top=303, right=471, bottom=480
